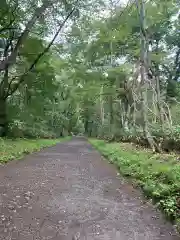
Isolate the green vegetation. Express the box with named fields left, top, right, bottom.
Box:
left=90, top=139, right=180, bottom=226
left=0, top=0, right=180, bottom=151
left=0, top=138, right=69, bottom=164
left=0, top=0, right=180, bottom=231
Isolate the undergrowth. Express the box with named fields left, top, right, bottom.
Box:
left=0, top=137, right=70, bottom=163
left=89, top=139, right=180, bottom=231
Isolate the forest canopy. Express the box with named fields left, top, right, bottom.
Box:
left=0, top=0, right=180, bottom=152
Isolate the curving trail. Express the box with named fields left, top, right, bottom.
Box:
left=0, top=138, right=178, bottom=240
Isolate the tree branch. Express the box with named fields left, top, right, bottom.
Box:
left=6, top=6, right=77, bottom=98
left=173, top=49, right=180, bottom=82
left=0, top=1, right=51, bottom=72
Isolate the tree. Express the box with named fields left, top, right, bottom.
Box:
left=1, top=0, right=180, bottom=153
left=0, top=0, right=79, bottom=136
left=58, top=0, right=180, bottom=150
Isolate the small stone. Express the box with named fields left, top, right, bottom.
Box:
left=8, top=204, right=15, bottom=210
left=25, top=196, right=30, bottom=201
left=25, top=191, right=31, bottom=197
left=73, top=232, right=80, bottom=240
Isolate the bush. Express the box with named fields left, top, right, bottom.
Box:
left=96, top=123, right=180, bottom=152
left=8, top=120, right=57, bottom=139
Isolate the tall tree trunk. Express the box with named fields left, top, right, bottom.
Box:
left=0, top=98, right=7, bottom=137
left=109, top=41, right=114, bottom=126
left=154, top=40, right=166, bottom=130
left=109, top=78, right=114, bottom=125
left=0, top=68, right=8, bottom=136
left=100, top=86, right=105, bottom=125
left=155, top=75, right=165, bottom=130
left=109, top=95, right=113, bottom=125
left=138, top=0, right=160, bottom=152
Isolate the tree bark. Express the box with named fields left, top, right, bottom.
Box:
left=100, top=86, right=105, bottom=125
left=0, top=98, right=7, bottom=137
left=109, top=78, right=114, bottom=125
left=137, top=0, right=160, bottom=152
left=0, top=67, right=9, bottom=136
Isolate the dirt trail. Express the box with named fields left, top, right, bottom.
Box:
left=0, top=138, right=178, bottom=240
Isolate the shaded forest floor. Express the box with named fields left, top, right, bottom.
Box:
left=0, top=137, right=178, bottom=239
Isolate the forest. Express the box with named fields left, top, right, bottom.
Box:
left=0, top=0, right=180, bottom=152
left=0, top=0, right=179, bottom=147
left=0, top=0, right=180, bottom=231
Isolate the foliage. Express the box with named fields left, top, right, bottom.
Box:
left=90, top=139, right=180, bottom=226
left=0, top=0, right=180, bottom=144
left=0, top=137, right=70, bottom=163
left=43, top=0, right=179, bottom=153
left=0, top=0, right=104, bottom=137
left=0, top=0, right=179, bottom=232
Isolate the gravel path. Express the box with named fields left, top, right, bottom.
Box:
left=0, top=138, right=178, bottom=240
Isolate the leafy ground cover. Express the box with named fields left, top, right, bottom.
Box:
left=89, top=139, right=180, bottom=231
left=0, top=138, right=70, bottom=164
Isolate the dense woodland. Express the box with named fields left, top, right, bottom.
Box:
left=0, top=0, right=180, bottom=152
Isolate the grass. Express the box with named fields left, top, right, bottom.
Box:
left=0, top=137, right=70, bottom=164
left=89, top=139, right=180, bottom=230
